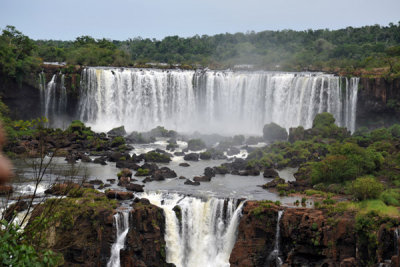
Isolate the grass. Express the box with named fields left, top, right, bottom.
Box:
left=357, top=199, right=400, bottom=217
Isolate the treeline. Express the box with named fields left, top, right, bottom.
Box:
left=1, top=23, right=400, bottom=79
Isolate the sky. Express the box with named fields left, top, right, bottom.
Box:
left=0, top=0, right=399, bottom=41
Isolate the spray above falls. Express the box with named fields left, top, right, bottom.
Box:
left=77, top=68, right=359, bottom=134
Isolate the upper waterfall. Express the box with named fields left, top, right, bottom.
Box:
left=77, top=68, right=358, bottom=134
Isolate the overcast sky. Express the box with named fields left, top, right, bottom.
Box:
left=1, top=0, right=399, bottom=41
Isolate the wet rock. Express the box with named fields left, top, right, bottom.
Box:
left=227, top=147, right=241, bottom=156
left=152, top=167, right=177, bottom=180
left=118, top=168, right=133, bottom=178
left=93, top=157, right=107, bottom=165
left=263, top=168, right=279, bottom=178
left=107, top=179, right=116, bottom=184
left=126, top=183, right=144, bottom=192
left=141, top=163, right=159, bottom=173
left=80, top=154, right=92, bottom=163
left=214, top=165, right=229, bottom=175
left=238, top=169, right=260, bottom=176
left=142, top=177, right=153, bottom=183
left=179, top=176, right=186, bottom=179
left=262, top=177, right=286, bottom=188
left=204, top=167, right=216, bottom=178
left=44, top=183, right=80, bottom=195
left=184, top=153, right=199, bottom=161
left=0, top=185, right=13, bottom=195
left=179, top=162, right=190, bottom=167
left=193, top=176, right=211, bottom=182
left=199, top=151, right=212, bottom=160
left=263, top=122, right=288, bottom=142
left=3, top=200, right=28, bottom=222
left=118, top=177, right=131, bottom=186
left=106, top=190, right=133, bottom=200
left=174, top=151, right=185, bottom=156
left=187, top=139, right=206, bottom=151
left=107, top=126, right=126, bottom=137
left=184, top=179, right=200, bottom=186
left=82, top=183, right=95, bottom=189
left=116, top=160, right=140, bottom=170
left=89, top=179, right=103, bottom=185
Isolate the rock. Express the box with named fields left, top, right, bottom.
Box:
left=0, top=185, right=13, bottom=195
left=184, top=179, right=200, bottom=186
left=106, top=190, right=133, bottom=200
left=3, top=200, right=28, bottom=222
left=179, top=176, right=186, bottom=179
left=125, top=131, right=154, bottom=144
left=199, top=151, right=212, bottom=160
left=227, top=147, right=241, bottom=156
left=120, top=201, right=172, bottom=266
left=193, top=176, right=211, bottom=182
left=80, top=154, right=92, bottom=163
left=289, top=126, right=306, bottom=143
left=179, top=162, right=190, bottom=167
left=82, top=183, right=95, bottom=189
left=107, top=126, right=126, bottom=137
left=107, top=179, right=116, bottom=184
left=126, top=183, right=144, bottom=192
left=262, top=177, right=286, bottom=188
left=187, top=139, right=206, bottom=151
left=44, top=183, right=80, bottom=195
left=184, top=153, right=199, bottom=161
left=144, top=151, right=171, bottom=163
left=118, top=168, right=133, bottom=178
left=263, top=168, right=279, bottom=178
left=108, top=152, right=123, bottom=162
left=152, top=167, right=177, bottom=180
left=263, top=122, right=288, bottom=142
left=238, top=169, right=260, bottom=176
left=93, top=157, right=107, bottom=165
left=141, top=163, right=159, bottom=173
left=204, top=167, right=216, bottom=178
left=13, top=145, right=27, bottom=154
left=142, top=177, right=153, bottom=183
left=214, top=165, right=229, bottom=175
left=116, top=160, right=140, bottom=170
left=89, top=179, right=103, bottom=185
left=174, top=151, right=185, bottom=156
left=118, top=177, right=131, bottom=186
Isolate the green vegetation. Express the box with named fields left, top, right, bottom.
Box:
left=136, top=168, right=150, bottom=176
left=263, top=122, right=288, bottom=142
left=2, top=23, right=399, bottom=84
left=187, top=139, right=206, bottom=151
left=0, top=220, right=62, bottom=266
left=144, top=152, right=171, bottom=163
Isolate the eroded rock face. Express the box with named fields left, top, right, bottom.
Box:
left=230, top=202, right=279, bottom=267
left=120, top=201, right=175, bottom=267
left=230, top=202, right=399, bottom=267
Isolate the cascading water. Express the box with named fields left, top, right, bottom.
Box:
left=395, top=228, right=399, bottom=256
left=78, top=68, right=359, bottom=134
left=140, top=192, right=245, bottom=267
left=107, top=210, right=130, bottom=267
left=39, top=73, right=69, bottom=127
left=266, top=210, right=283, bottom=267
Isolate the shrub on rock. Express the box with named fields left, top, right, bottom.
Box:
left=263, top=123, right=288, bottom=142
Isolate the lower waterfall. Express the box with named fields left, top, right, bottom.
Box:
left=266, top=210, right=283, bottom=266
left=141, top=192, right=245, bottom=267
left=107, top=210, right=130, bottom=267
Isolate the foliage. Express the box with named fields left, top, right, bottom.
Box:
left=0, top=25, right=40, bottom=82
left=187, top=139, right=206, bottom=151
left=350, top=176, right=384, bottom=201
left=144, top=152, right=171, bottom=163
left=263, top=122, right=288, bottom=142
left=0, top=221, right=62, bottom=266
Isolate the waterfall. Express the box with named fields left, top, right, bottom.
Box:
left=266, top=210, right=283, bottom=267
left=140, top=192, right=244, bottom=267
left=39, top=73, right=68, bottom=128
left=107, top=210, right=130, bottom=267
left=395, top=228, right=400, bottom=256
left=78, top=68, right=359, bottom=134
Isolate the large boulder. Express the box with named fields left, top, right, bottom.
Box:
left=125, top=183, right=144, bottom=192
left=186, top=139, right=206, bottom=151
left=184, top=153, right=199, bottom=161
left=263, top=122, right=288, bottom=142
left=107, top=126, right=126, bottom=137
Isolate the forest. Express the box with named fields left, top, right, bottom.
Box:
left=1, top=22, right=400, bottom=80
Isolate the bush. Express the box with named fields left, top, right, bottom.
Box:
left=111, top=136, right=125, bottom=147
left=263, top=123, right=288, bottom=142
left=380, top=189, right=400, bottom=206
left=350, top=176, right=384, bottom=201
left=187, top=139, right=206, bottom=151
left=144, top=152, right=171, bottom=163
left=312, top=112, right=335, bottom=128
